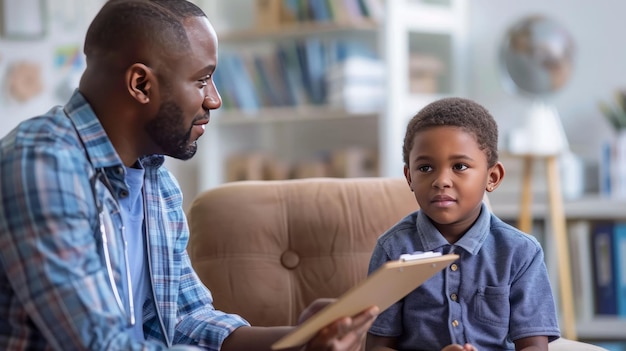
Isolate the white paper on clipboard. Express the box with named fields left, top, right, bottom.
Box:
left=271, top=253, right=459, bottom=350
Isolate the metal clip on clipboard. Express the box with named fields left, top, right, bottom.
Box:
left=399, top=251, right=442, bottom=261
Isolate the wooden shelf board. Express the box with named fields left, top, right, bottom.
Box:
left=577, top=317, right=626, bottom=339
left=403, top=2, right=461, bottom=34
left=490, top=194, right=626, bottom=221
left=214, top=106, right=378, bottom=125
left=219, top=21, right=379, bottom=42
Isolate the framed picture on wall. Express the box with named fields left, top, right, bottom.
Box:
left=0, top=0, right=46, bottom=40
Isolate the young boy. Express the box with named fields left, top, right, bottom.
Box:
left=365, top=97, right=561, bottom=351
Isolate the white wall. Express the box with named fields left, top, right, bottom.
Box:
left=0, top=0, right=104, bottom=134
left=467, top=0, right=621, bottom=160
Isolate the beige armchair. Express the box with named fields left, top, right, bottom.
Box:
left=186, top=177, right=606, bottom=351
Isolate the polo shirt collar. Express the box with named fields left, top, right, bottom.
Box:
left=416, top=202, right=490, bottom=255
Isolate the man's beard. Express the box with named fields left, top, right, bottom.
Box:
left=145, top=100, right=198, bottom=160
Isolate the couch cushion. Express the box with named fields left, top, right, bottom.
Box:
left=187, top=177, right=416, bottom=326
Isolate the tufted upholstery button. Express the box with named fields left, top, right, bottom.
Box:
left=280, top=250, right=300, bottom=269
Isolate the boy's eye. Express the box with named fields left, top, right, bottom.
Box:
left=418, top=165, right=432, bottom=173
left=453, top=163, right=468, bottom=171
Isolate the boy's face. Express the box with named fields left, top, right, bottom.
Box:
left=403, top=125, right=504, bottom=242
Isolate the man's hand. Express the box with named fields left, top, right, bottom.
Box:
left=299, top=298, right=379, bottom=351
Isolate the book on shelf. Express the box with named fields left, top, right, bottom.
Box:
left=614, top=221, right=626, bottom=317
left=225, top=153, right=291, bottom=181
left=330, top=147, right=378, bottom=178
left=326, top=0, right=350, bottom=24
left=599, top=132, right=626, bottom=199
left=254, top=54, right=291, bottom=107
left=251, top=55, right=274, bottom=107
left=309, top=0, right=332, bottom=22
left=615, top=132, right=626, bottom=198
left=362, top=0, right=384, bottom=22
left=226, top=153, right=268, bottom=182
left=291, top=159, right=330, bottom=179
left=600, top=141, right=612, bottom=196
left=212, top=69, right=235, bottom=110
left=277, top=44, right=308, bottom=106
left=256, top=0, right=283, bottom=28
left=408, top=53, right=445, bottom=94
left=296, top=38, right=327, bottom=105
left=568, top=220, right=594, bottom=322
left=254, top=0, right=382, bottom=28
left=341, top=0, right=367, bottom=22
left=218, top=53, right=260, bottom=113
left=277, top=0, right=299, bottom=23
left=592, top=221, right=618, bottom=316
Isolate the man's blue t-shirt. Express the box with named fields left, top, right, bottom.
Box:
left=120, top=165, right=149, bottom=341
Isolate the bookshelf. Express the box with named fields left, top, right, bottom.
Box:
left=196, top=0, right=468, bottom=189
left=491, top=194, right=626, bottom=341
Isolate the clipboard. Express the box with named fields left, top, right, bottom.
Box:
left=271, top=253, right=459, bottom=350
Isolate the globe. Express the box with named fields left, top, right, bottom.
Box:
left=499, top=15, right=575, bottom=155
left=499, top=15, right=575, bottom=97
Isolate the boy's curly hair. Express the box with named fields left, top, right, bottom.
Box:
left=402, top=97, right=499, bottom=168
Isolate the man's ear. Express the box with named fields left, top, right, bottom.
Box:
left=486, top=161, right=505, bottom=192
left=126, top=63, right=153, bottom=104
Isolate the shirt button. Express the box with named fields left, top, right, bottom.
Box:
left=119, top=190, right=129, bottom=198
left=450, top=293, right=458, bottom=301
left=452, top=320, right=459, bottom=327
left=450, top=264, right=458, bottom=271
left=114, top=166, right=124, bottom=175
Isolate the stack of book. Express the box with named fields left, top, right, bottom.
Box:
left=325, top=56, right=385, bottom=113
left=408, top=53, right=444, bottom=94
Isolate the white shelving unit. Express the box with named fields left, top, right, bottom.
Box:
left=381, top=0, right=467, bottom=177
left=197, top=0, right=468, bottom=189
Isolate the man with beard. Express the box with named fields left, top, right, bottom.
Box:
left=0, top=1, right=378, bottom=350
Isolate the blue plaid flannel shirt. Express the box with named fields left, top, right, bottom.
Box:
left=0, top=91, right=249, bottom=351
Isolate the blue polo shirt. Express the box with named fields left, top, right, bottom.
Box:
left=368, top=203, right=560, bottom=350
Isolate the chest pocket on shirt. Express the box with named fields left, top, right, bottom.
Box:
left=472, top=285, right=510, bottom=327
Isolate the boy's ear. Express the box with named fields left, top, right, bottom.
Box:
left=486, top=162, right=505, bottom=192
left=404, top=165, right=413, bottom=192
left=126, top=63, right=153, bottom=104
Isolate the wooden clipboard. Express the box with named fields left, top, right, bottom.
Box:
left=271, top=253, right=459, bottom=350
